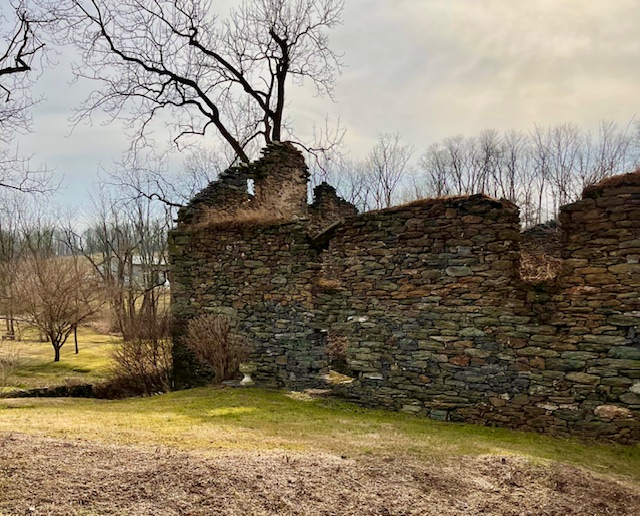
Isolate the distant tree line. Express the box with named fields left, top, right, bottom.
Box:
left=313, top=120, right=640, bottom=226
left=0, top=186, right=171, bottom=362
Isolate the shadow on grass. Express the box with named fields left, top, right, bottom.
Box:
left=1, top=386, right=639, bottom=481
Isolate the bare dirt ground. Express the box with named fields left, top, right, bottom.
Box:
left=0, top=432, right=639, bottom=516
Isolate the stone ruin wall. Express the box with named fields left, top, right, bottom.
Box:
left=170, top=145, right=640, bottom=444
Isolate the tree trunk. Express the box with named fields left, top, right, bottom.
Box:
left=54, top=345, right=61, bottom=362
left=74, top=325, right=78, bottom=354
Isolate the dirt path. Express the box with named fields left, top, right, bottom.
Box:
left=0, top=432, right=638, bottom=515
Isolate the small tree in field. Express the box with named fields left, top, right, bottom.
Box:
left=14, top=253, right=103, bottom=361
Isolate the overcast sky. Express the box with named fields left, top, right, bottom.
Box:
left=18, top=0, right=640, bottom=210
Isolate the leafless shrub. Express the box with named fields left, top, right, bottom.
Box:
left=99, top=314, right=172, bottom=398
left=326, top=332, right=350, bottom=376
left=519, top=251, right=563, bottom=283
left=0, top=339, right=22, bottom=387
left=183, top=315, right=251, bottom=384
left=326, top=333, right=348, bottom=361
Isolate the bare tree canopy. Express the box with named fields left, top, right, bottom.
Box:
left=417, top=120, right=640, bottom=225
left=0, top=1, right=52, bottom=193
left=367, top=132, right=414, bottom=209
left=48, top=0, right=344, bottom=163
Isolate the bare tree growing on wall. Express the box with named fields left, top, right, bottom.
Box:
left=0, top=1, right=52, bottom=193
left=47, top=0, right=344, bottom=163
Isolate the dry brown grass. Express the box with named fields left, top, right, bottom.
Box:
left=583, top=169, right=640, bottom=197
left=367, top=193, right=517, bottom=216
left=1, top=432, right=638, bottom=516
left=314, top=277, right=343, bottom=291
left=198, top=204, right=288, bottom=229
left=519, top=251, right=563, bottom=283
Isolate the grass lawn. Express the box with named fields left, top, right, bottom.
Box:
left=0, top=326, right=115, bottom=390
left=1, top=326, right=639, bottom=512
left=1, top=387, right=639, bottom=482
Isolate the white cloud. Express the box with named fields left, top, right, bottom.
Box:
left=15, top=0, right=640, bottom=208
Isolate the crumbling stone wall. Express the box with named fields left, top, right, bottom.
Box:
left=308, top=182, right=359, bottom=234
left=170, top=222, right=327, bottom=388
left=177, top=142, right=309, bottom=225
left=318, top=196, right=526, bottom=415
left=520, top=221, right=562, bottom=257
left=318, top=190, right=639, bottom=443
left=170, top=153, right=640, bottom=444
left=251, top=143, right=309, bottom=219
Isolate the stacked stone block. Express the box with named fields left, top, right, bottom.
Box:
left=251, top=142, right=309, bottom=219
left=308, top=182, right=359, bottom=234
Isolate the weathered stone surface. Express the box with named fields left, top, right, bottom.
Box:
left=171, top=162, right=640, bottom=444
left=608, top=347, right=640, bottom=360
left=608, top=314, right=640, bottom=327
left=566, top=372, right=600, bottom=385
left=620, top=393, right=640, bottom=405
left=594, top=405, right=634, bottom=420
left=609, top=263, right=640, bottom=275
left=445, top=266, right=473, bottom=277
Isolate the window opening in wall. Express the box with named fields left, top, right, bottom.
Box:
left=324, top=332, right=354, bottom=384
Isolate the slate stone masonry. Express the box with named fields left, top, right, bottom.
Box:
left=170, top=146, right=640, bottom=444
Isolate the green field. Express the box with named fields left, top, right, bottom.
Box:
left=0, top=326, right=114, bottom=391
left=1, top=387, right=639, bottom=481
left=0, top=327, right=639, bottom=484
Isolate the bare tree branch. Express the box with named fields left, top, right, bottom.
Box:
left=0, top=1, right=53, bottom=194
left=46, top=0, right=344, bottom=163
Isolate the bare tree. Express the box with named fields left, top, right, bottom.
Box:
left=367, top=133, right=414, bottom=209
left=589, top=120, right=635, bottom=184
left=179, top=146, right=226, bottom=200
left=0, top=194, right=21, bottom=339
left=13, top=234, right=103, bottom=362
left=415, top=120, right=639, bottom=226
left=64, top=184, right=171, bottom=342
left=104, top=144, right=229, bottom=213
left=48, top=0, right=344, bottom=162
left=443, top=135, right=469, bottom=195
left=0, top=1, right=52, bottom=193
left=419, top=142, right=449, bottom=198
